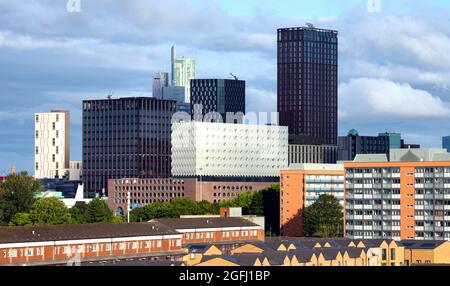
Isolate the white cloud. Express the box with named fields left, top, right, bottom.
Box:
left=246, top=88, right=276, bottom=114
left=339, top=78, right=450, bottom=120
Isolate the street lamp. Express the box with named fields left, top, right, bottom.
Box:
left=127, top=192, right=131, bottom=224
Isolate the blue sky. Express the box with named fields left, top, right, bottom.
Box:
left=1, top=0, right=450, bottom=174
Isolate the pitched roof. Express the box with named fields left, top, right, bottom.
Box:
left=0, top=222, right=179, bottom=244
left=319, top=248, right=343, bottom=260
left=398, top=240, right=447, bottom=249
left=187, top=244, right=212, bottom=254
left=345, top=247, right=365, bottom=258
left=231, top=253, right=265, bottom=266
left=152, top=217, right=259, bottom=229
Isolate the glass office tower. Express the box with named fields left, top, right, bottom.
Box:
left=82, top=97, right=176, bottom=197
left=277, top=25, right=338, bottom=145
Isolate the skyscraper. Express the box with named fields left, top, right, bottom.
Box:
left=152, top=72, right=169, bottom=99
left=277, top=25, right=338, bottom=145
left=190, top=79, right=245, bottom=122
left=35, top=110, right=70, bottom=179
left=171, top=45, right=195, bottom=103
left=82, top=97, right=177, bottom=197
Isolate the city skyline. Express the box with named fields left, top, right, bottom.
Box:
left=1, top=0, right=450, bottom=173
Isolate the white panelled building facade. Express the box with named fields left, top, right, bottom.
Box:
left=171, top=122, right=288, bottom=178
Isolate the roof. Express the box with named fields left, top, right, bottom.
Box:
left=231, top=253, right=265, bottom=266
left=399, top=240, right=447, bottom=249
left=345, top=247, right=365, bottom=258
left=0, top=222, right=179, bottom=244
left=198, top=255, right=239, bottom=265
left=320, top=248, right=343, bottom=260
left=187, top=244, right=215, bottom=254
left=152, top=217, right=259, bottom=230
left=261, top=251, right=289, bottom=265
left=353, top=154, right=388, bottom=162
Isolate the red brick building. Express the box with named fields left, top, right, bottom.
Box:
left=108, top=178, right=275, bottom=214
left=0, top=222, right=183, bottom=265
left=0, top=217, right=264, bottom=265
left=154, top=217, right=265, bottom=244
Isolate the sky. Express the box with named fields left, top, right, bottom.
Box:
left=1, top=0, right=450, bottom=174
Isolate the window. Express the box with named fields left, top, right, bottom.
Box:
left=390, top=249, right=396, bottom=260
left=10, top=249, right=17, bottom=258
left=157, top=240, right=162, bottom=248
left=382, top=249, right=387, bottom=260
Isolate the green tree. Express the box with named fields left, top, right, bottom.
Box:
left=303, top=194, right=344, bottom=238
left=220, top=191, right=254, bottom=213
left=111, top=216, right=125, bottom=224
left=0, top=172, right=43, bottom=223
left=69, top=203, right=88, bottom=224
left=129, top=198, right=220, bottom=222
left=197, top=200, right=220, bottom=215
left=29, top=197, right=71, bottom=225
left=9, top=212, right=32, bottom=226
left=85, top=198, right=112, bottom=223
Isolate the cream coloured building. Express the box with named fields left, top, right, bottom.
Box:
left=171, top=45, right=195, bottom=103
left=171, top=122, right=288, bottom=178
left=34, top=110, right=70, bottom=179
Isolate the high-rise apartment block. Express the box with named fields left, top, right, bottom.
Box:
left=280, top=164, right=344, bottom=236
left=34, top=111, right=70, bottom=179
left=152, top=72, right=169, bottom=99
left=345, top=149, right=450, bottom=241
left=82, top=97, right=177, bottom=197
left=171, top=122, right=288, bottom=178
left=171, top=45, right=195, bottom=103
left=277, top=25, right=338, bottom=145
left=190, top=79, right=245, bottom=121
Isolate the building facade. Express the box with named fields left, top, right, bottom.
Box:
left=277, top=25, right=338, bottom=145
left=0, top=217, right=264, bottom=265
left=82, top=97, right=177, bottom=197
left=289, top=144, right=337, bottom=164
left=108, top=178, right=275, bottom=214
left=338, top=129, right=403, bottom=161
left=152, top=72, right=169, bottom=99
left=34, top=111, right=70, bottom=179
left=171, top=45, right=195, bottom=103
left=280, top=164, right=344, bottom=236
left=190, top=79, right=245, bottom=122
left=345, top=149, right=450, bottom=241
left=443, top=136, right=450, bottom=152
left=171, top=122, right=288, bottom=178
left=162, top=86, right=190, bottom=114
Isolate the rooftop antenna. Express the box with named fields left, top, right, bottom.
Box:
left=306, top=23, right=314, bottom=28
left=107, top=92, right=113, bottom=100
left=230, top=73, right=238, bottom=80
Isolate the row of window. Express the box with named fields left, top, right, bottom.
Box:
left=2, top=240, right=181, bottom=258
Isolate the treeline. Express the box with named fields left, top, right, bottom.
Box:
left=0, top=172, right=119, bottom=226
left=130, top=184, right=280, bottom=235
left=1, top=173, right=280, bottom=232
